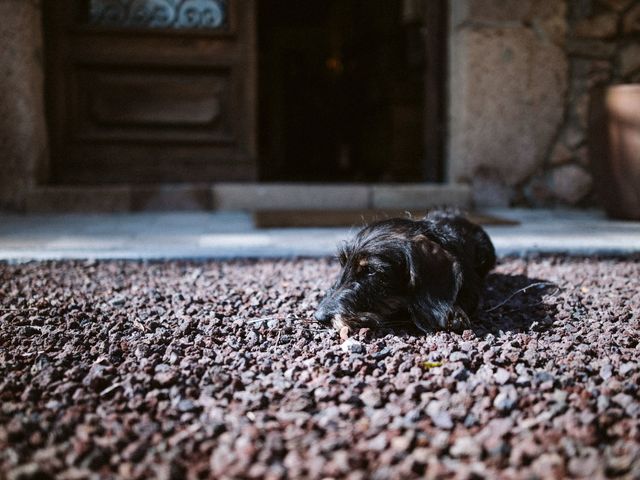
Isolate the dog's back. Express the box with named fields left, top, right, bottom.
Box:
left=422, top=210, right=496, bottom=279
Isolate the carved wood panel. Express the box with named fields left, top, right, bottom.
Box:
left=73, top=66, right=234, bottom=140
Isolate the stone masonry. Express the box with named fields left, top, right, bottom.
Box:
left=449, top=0, right=640, bottom=207
left=527, top=0, right=640, bottom=207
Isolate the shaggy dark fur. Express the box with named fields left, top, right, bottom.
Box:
left=314, top=210, right=496, bottom=333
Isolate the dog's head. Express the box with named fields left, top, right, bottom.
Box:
left=314, top=218, right=466, bottom=333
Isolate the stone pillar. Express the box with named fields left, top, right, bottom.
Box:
left=447, top=0, right=568, bottom=207
left=0, top=0, right=48, bottom=210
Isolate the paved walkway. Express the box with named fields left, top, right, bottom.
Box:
left=1, top=209, right=639, bottom=261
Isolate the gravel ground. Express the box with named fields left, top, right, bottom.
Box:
left=1, top=255, right=639, bottom=480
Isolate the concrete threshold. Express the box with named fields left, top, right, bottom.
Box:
left=0, top=209, right=639, bottom=261
left=24, top=183, right=472, bottom=213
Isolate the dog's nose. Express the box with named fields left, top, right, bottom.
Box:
left=314, top=308, right=333, bottom=324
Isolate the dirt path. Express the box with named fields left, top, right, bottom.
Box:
left=1, top=256, right=639, bottom=479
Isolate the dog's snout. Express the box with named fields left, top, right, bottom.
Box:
left=313, top=306, right=333, bottom=324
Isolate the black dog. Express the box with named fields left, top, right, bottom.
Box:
left=314, top=210, right=496, bottom=333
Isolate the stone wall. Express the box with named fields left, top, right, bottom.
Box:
left=0, top=0, right=48, bottom=210
left=529, top=0, right=640, bottom=206
left=449, top=0, right=640, bottom=207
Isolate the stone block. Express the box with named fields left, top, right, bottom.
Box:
left=563, top=125, right=586, bottom=149
left=212, top=184, right=369, bottom=211
left=26, top=186, right=132, bottom=213
left=524, top=173, right=555, bottom=206
left=574, top=92, right=591, bottom=130
left=371, top=184, right=471, bottom=209
left=452, top=0, right=564, bottom=28
left=534, top=3, right=569, bottom=47
left=573, top=12, right=619, bottom=39
left=131, top=184, right=212, bottom=211
left=623, top=3, right=640, bottom=34
left=566, top=39, right=618, bottom=58
left=0, top=1, right=48, bottom=210
left=602, top=0, right=633, bottom=12
left=551, top=164, right=593, bottom=204
left=449, top=26, right=568, bottom=187
left=451, top=0, right=567, bottom=46
left=575, top=146, right=590, bottom=168
left=619, top=43, right=640, bottom=78
left=585, top=59, right=613, bottom=89
left=549, top=142, right=574, bottom=166
left=471, top=174, right=515, bottom=208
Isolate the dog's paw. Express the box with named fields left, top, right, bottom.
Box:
left=411, top=302, right=470, bottom=333
left=446, top=306, right=471, bottom=333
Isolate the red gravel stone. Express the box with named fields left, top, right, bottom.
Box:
left=1, top=255, right=639, bottom=479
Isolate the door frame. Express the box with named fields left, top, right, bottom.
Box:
left=423, top=0, right=447, bottom=182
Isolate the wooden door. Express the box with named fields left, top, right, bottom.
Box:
left=44, top=0, right=257, bottom=184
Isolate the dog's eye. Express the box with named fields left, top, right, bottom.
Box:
left=361, top=264, right=376, bottom=277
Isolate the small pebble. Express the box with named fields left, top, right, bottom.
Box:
left=341, top=338, right=364, bottom=354
left=493, top=386, right=518, bottom=413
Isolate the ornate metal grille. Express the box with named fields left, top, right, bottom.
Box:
left=89, top=0, right=228, bottom=30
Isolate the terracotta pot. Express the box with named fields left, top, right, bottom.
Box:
left=588, top=84, right=640, bottom=220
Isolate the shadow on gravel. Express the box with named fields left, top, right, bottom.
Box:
left=355, top=273, right=561, bottom=340
left=474, top=273, right=560, bottom=336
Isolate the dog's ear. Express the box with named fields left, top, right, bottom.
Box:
left=405, top=235, right=468, bottom=332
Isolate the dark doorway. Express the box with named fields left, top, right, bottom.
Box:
left=258, top=0, right=446, bottom=183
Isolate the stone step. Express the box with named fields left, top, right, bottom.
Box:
left=25, top=183, right=472, bottom=213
